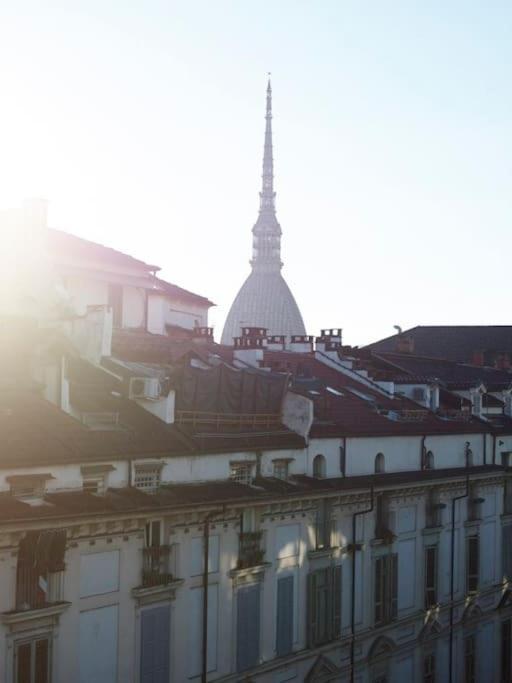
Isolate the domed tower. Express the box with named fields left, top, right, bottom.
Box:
left=221, top=80, right=306, bottom=345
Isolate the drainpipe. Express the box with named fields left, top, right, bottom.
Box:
left=448, top=473, right=469, bottom=683
left=201, top=509, right=219, bottom=683
left=493, top=433, right=497, bottom=465
left=350, top=485, right=374, bottom=683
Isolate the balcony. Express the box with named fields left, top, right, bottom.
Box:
left=142, top=546, right=174, bottom=587
left=237, top=531, right=265, bottom=569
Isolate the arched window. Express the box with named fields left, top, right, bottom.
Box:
left=375, top=452, right=385, bottom=474
left=313, top=454, right=326, bottom=479
left=426, top=450, right=435, bottom=470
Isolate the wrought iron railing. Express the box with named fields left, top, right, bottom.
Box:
left=142, top=546, right=173, bottom=587
left=237, top=531, right=264, bottom=569
left=176, top=411, right=281, bottom=430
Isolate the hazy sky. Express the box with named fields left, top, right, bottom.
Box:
left=1, top=1, right=511, bottom=345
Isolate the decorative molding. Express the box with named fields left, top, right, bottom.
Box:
left=132, top=579, right=184, bottom=606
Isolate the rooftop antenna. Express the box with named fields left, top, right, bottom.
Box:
left=393, top=325, right=402, bottom=335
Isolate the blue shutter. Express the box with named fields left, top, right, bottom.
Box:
left=276, top=576, right=294, bottom=656
left=141, top=605, right=170, bottom=683
left=237, top=584, right=261, bottom=672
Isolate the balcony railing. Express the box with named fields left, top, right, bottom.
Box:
left=237, top=531, right=264, bottom=569
left=142, top=546, right=174, bottom=587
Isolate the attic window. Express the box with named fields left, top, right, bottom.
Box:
left=273, top=459, right=291, bottom=480
left=81, top=412, right=120, bottom=430
left=230, top=462, right=254, bottom=485
left=134, top=463, right=163, bottom=493
left=8, top=474, right=53, bottom=500
left=80, top=464, right=114, bottom=495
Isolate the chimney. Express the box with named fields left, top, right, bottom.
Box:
left=192, top=326, right=214, bottom=345
left=316, top=328, right=342, bottom=354
left=288, top=334, right=314, bottom=353
left=396, top=335, right=415, bottom=354
left=233, top=327, right=268, bottom=368
left=267, top=335, right=286, bottom=351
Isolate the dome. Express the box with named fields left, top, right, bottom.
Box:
left=221, top=270, right=306, bottom=345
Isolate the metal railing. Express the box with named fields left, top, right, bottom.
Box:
left=176, top=411, right=281, bottom=430
left=142, top=546, right=173, bottom=587
left=237, top=531, right=264, bottom=569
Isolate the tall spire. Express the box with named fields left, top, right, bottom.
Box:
left=260, top=77, right=275, bottom=212
left=251, top=77, right=282, bottom=273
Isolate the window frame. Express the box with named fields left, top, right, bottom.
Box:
left=14, top=634, right=52, bottom=683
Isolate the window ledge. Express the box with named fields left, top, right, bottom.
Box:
left=1, top=601, right=71, bottom=626
left=229, top=562, right=271, bottom=585
left=132, top=579, right=184, bottom=605
left=308, top=546, right=339, bottom=560
left=464, top=520, right=481, bottom=529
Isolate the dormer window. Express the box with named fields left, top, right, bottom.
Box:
left=230, top=462, right=254, bottom=485
left=81, top=464, right=114, bottom=495
left=7, top=473, right=53, bottom=500
left=134, top=462, right=163, bottom=493
left=425, top=451, right=435, bottom=470
left=273, top=459, right=290, bottom=480
left=313, top=454, right=326, bottom=479
left=375, top=453, right=385, bottom=474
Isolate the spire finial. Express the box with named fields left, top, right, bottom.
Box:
left=250, top=77, right=283, bottom=273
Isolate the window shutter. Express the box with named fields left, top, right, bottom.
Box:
left=140, top=605, right=170, bottom=683
left=237, top=584, right=260, bottom=672
left=374, top=557, right=384, bottom=625
left=390, top=553, right=398, bottom=620
left=503, top=526, right=512, bottom=580
left=307, top=571, right=318, bottom=647
left=332, top=565, right=342, bottom=638
left=276, top=576, right=294, bottom=657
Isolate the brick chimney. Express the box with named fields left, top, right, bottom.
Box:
left=396, top=335, right=415, bottom=354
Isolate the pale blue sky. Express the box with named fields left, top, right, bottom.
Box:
left=1, top=1, right=511, bottom=344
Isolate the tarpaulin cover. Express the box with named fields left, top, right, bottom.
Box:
left=18, top=529, right=67, bottom=572
left=173, top=364, right=287, bottom=414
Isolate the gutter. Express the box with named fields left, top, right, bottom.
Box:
left=349, top=485, right=374, bottom=683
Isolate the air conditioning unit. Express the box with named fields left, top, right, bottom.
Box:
left=412, top=387, right=426, bottom=402
left=129, top=377, right=160, bottom=400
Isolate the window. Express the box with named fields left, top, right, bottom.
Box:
left=502, top=619, right=512, bottom=683
left=503, top=525, right=512, bottom=580
left=466, top=536, right=479, bottom=594
left=273, top=460, right=289, bottom=480
left=464, top=634, right=476, bottom=683
left=423, top=652, right=436, bottom=683
left=108, top=283, right=123, bottom=327
left=237, top=584, right=261, bottom=672
left=307, top=566, right=341, bottom=646
left=375, top=453, right=385, bottom=474
left=375, top=494, right=392, bottom=539
left=276, top=575, right=294, bottom=657
left=339, top=444, right=346, bottom=476
left=374, top=554, right=398, bottom=626
left=424, top=546, right=438, bottom=609
left=426, top=490, right=444, bottom=528
left=14, top=637, right=50, bottom=683
left=16, top=530, right=66, bottom=610
left=134, top=464, right=161, bottom=493
left=504, top=480, right=512, bottom=515
left=313, top=454, right=326, bottom=479
left=425, top=451, right=435, bottom=470
left=8, top=474, right=50, bottom=500
left=467, top=486, right=483, bottom=522
left=315, top=499, right=332, bottom=550
left=230, top=463, right=254, bottom=485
